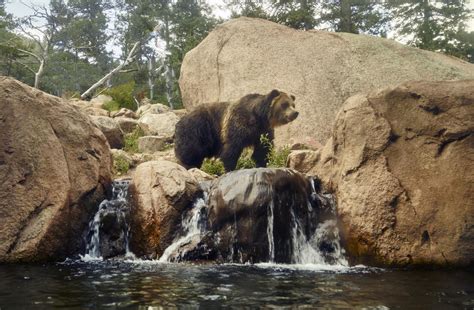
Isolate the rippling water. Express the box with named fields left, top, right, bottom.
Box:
left=0, top=261, right=472, bottom=309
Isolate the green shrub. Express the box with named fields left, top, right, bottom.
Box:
left=113, top=154, right=130, bottom=176
left=236, top=148, right=256, bottom=169
left=260, top=134, right=291, bottom=168
left=102, top=100, right=121, bottom=112
left=104, top=81, right=136, bottom=111
left=201, top=158, right=225, bottom=176
left=124, top=126, right=145, bottom=153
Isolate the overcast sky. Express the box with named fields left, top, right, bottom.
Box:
left=5, top=0, right=474, bottom=33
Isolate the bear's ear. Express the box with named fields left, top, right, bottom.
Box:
left=290, top=95, right=296, bottom=101
left=267, top=89, right=281, bottom=102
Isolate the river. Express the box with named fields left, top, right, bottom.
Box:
left=0, top=261, right=472, bottom=308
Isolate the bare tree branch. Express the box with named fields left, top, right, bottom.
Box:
left=81, top=40, right=143, bottom=100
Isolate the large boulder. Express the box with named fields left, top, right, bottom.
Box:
left=180, top=17, right=474, bottom=146
left=90, top=116, right=125, bottom=149
left=129, top=160, right=201, bottom=259
left=138, top=112, right=179, bottom=139
left=310, top=80, right=474, bottom=267
left=0, top=77, right=112, bottom=263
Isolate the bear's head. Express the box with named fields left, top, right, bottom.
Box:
left=267, top=89, right=299, bottom=128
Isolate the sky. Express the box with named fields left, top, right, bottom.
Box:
left=5, top=0, right=474, bottom=36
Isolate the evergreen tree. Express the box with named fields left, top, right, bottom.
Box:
left=320, top=0, right=389, bottom=35
left=65, top=0, right=111, bottom=66
left=387, top=0, right=472, bottom=52
left=271, top=0, right=318, bottom=30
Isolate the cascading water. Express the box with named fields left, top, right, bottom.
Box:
left=81, top=179, right=132, bottom=261
left=159, top=193, right=209, bottom=262
left=159, top=170, right=348, bottom=267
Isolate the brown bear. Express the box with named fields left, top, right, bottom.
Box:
left=174, top=89, right=298, bottom=172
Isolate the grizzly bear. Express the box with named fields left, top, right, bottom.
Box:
left=174, top=89, right=298, bottom=172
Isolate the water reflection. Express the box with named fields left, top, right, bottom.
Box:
left=0, top=262, right=472, bottom=309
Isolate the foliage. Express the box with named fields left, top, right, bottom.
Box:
left=102, top=100, right=121, bottom=112
left=236, top=148, right=257, bottom=170
left=201, top=158, right=225, bottom=176
left=124, top=126, right=145, bottom=153
left=104, top=81, right=137, bottom=111
left=320, top=0, right=390, bottom=35
left=113, top=154, right=130, bottom=176
left=260, top=134, right=291, bottom=168
left=387, top=0, right=472, bottom=59
left=271, top=0, right=318, bottom=30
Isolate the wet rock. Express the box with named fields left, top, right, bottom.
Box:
left=311, top=80, right=474, bottom=267
left=129, top=160, right=201, bottom=258
left=0, top=77, right=112, bottom=263
left=90, top=116, right=125, bottom=149
left=138, top=112, right=179, bottom=138
left=194, top=168, right=335, bottom=264
left=180, top=17, right=474, bottom=146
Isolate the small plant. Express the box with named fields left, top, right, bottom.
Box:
left=113, top=154, right=130, bottom=176
left=102, top=100, right=121, bottom=112
left=124, top=126, right=145, bottom=153
left=260, top=134, right=291, bottom=168
left=236, top=148, right=256, bottom=169
left=104, top=81, right=136, bottom=111
left=201, top=158, right=225, bottom=176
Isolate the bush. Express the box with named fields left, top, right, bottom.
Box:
left=236, top=148, right=256, bottom=169
left=260, top=134, right=291, bottom=168
left=124, top=126, right=145, bottom=153
left=102, top=100, right=121, bottom=112
left=104, top=81, right=136, bottom=111
left=201, top=158, right=225, bottom=176
left=113, top=154, right=130, bottom=176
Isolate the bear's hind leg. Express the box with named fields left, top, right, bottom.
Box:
left=220, top=143, right=243, bottom=172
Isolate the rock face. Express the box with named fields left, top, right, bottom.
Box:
left=129, top=160, right=201, bottom=258
left=0, top=77, right=112, bottom=263
left=207, top=169, right=330, bottom=263
left=161, top=168, right=343, bottom=265
left=90, top=116, right=125, bottom=149
left=311, top=80, right=474, bottom=267
left=180, top=17, right=474, bottom=146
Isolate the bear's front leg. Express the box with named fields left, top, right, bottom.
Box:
left=220, top=143, right=243, bottom=172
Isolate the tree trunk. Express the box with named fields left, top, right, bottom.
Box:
left=80, top=41, right=141, bottom=100
left=34, top=59, right=45, bottom=89
left=339, top=0, right=353, bottom=33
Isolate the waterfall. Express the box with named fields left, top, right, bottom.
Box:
left=159, top=174, right=348, bottom=266
left=267, top=200, right=275, bottom=262
left=159, top=193, right=209, bottom=262
left=81, top=179, right=132, bottom=261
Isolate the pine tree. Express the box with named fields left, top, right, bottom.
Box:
left=271, top=0, right=318, bottom=30
left=387, top=0, right=472, bottom=52
left=320, top=0, right=389, bottom=35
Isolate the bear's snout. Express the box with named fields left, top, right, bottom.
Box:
left=289, top=111, right=299, bottom=121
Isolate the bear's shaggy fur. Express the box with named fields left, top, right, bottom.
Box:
left=174, top=89, right=299, bottom=172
